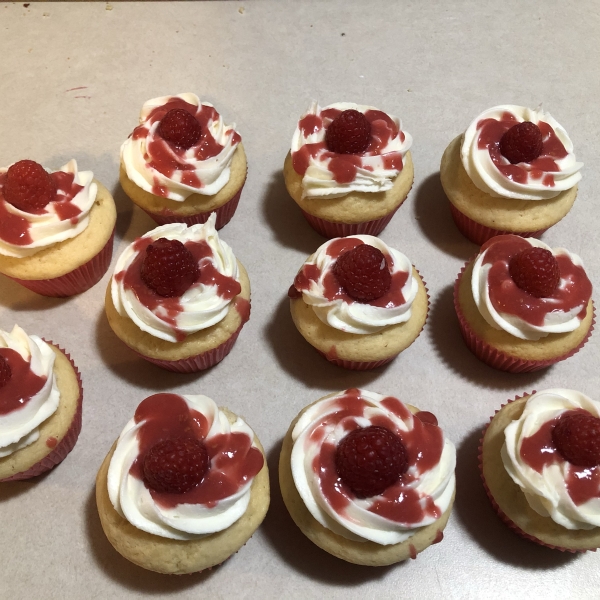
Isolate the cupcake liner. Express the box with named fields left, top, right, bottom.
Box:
left=454, top=262, right=595, bottom=373
left=0, top=343, right=83, bottom=482
left=478, top=393, right=592, bottom=553
left=9, top=228, right=115, bottom=297
left=448, top=202, right=548, bottom=245
left=143, top=178, right=245, bottom=230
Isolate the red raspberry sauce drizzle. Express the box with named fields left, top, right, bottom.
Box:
left=0, top=170, right=84, bottom=246
left=519, top=409, right=600, bottom=506
left=311, top=389, right=444, bottom=525
left=131, top=97, right=241, bottom=197
left=293, top=108, right=405, bottom=182
left=130, top=393, right=263, bottom=509
left=0, top=348, right=47, bottom=416
left=481, top=235, right=592, bottom=327
left=288, top=238, right=408, bottom=308
left=115, top=236, right=242, bottom=342
left=476, top=111, right=568, bottom=187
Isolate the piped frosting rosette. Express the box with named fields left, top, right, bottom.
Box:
left=107, top=393, right=264, bottom=540
left=291, top=389, right=456, bottom=545
left=461, top=105, right=582, bottom=200
left=291, top=101, right=412, bottom=198
left=121, top=93, right=241, bottom=201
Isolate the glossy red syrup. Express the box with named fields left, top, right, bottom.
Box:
left=409, top=544, right=417, bottom=559
left=116, top=236, right=241, bottom=341
left=0, top=348, right=47, bottom=415
left=476, top=112, right=568, bottom=187
left=0, top=169, right=84, bottom=246
left=519, top=409, right=600, bottom=506
left=291, top=107, right=404, bottom=181
left=433, top=529, right=444, bottom=544
left=481, top=235, right=592, bottom=327
left=313, top=389, right=445, bottom=525
left=131, top=393, right=263, bottom=509
left=46, top=436, right=58, bottom=449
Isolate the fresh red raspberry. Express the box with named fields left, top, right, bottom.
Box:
left=0, top=355, right=11, bottom=388
left=335, top=426, right=408, bottom=498
left=3, top=160, right=56, bottom=212
left=158, top=108, right=202, bottom=150
left=325, top=109, right=371, bottom=154
left=499, top=121, right=544, bottom=164
left=552, top=412, right=600, bottom=468
left=140, top=238, right=199, bottom=297
left=143, top=437, right=209, bottom=494
left=334, top=244, right=391, bottom=302
left=508, top=246, right=560, bottom=298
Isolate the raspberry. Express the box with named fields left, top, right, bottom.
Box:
left=335, top=426, right=408, bottom=498
left=158, top=108, right=202, bottom=150
left=140, top=238, right=199, bottom=297
left=0, top=356, right=11, bottom=388
left=325, top=109, right=371, bottom=154
left=509, top=246, right=560, bottom=298
left=3, top=160, right=56, bottom=212
left=334, top=244, right=391, bottom=302
left=499, top=121, right=543, bottom=164
left=552, top=412, right=600, bottom=468
left=143, top=437, right=209, bottom=494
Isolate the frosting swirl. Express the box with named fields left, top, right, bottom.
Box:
left=502, top=389, right=600, bottom=530
left=0, top=325, right=59, bottom=458
left=461, top=105, right=583, bottom=200
left=471, top=235, right=592, bottom=341
left=0, top=160, right=96, bottom=258
left=111, top=214, right=242, bottom=343
left=107, top=393, right=264, bottom=540
left=291, top=101, right=412, bottom=198
left=121, top=93, right=241, bottom=201
left=290, top=235, right=418, bottom=335
left=291, top=389, right=456, bottom=545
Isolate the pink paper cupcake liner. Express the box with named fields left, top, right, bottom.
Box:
left=0, top=343, right=83, bottom=482
left=478, top=393, right=593, bottom=553
left=448, top=202, right=548, bottom=245
left=144, top=179, right=245, bottom=230
left=9, top=228, right=115, bottom=297
left=454, top=262, right=595, bottom=373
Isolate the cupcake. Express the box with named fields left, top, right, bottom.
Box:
left=120, top=93, right=246, bottom=229
left=0, top=159, right=116, bottom=296
left=284, top=101, right=413, bottom=238
left=0, top=325, right=82, bottom=482
left=440, top=105, right=583, bottom=244
left=288, top=235, right=428, bottom=369
left=454, top=234, right=593, bottom=372
left=279, top=388, right=456, bottom=565
left=105, top=214, right=250, bottom=372
left=96, top=392, right=269, bottom=574
left=481, top=389, right=600, bottom=551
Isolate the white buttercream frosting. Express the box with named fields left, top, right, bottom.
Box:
left=502, top=389, right=600, bottom=530
left=0, top=325, right=59, bottom=458
left=111, top=213, right=240, bottom=343
left=121, top=93, right=241, bottom=200
left=0, top=159, right=96, bottom=258
left=291, top=101, right=412, bottom=199
left=461, top=105, right=582, bottom=200
left=291, top=389, right=456, bottom=545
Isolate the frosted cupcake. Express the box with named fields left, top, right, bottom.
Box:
left=0, top=325, right=82, bottom=482
left=120, top=93, right=246, bottom=229
left=279, top=389, right=456, bottom=565
left=96, top=392, right=269, bottom=574
left=105, top=214, right=250, bottom=372
left=0, top=159, right=116, bottom=296
left=289, top=235, right=428, bottom=369
left=284, top=102, right=413, bottom=237
left=481, top=389, right=600, bottom=551
left=454, top=235, right=593, bottom=372
left=441, top=105, right=582, bottom=244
